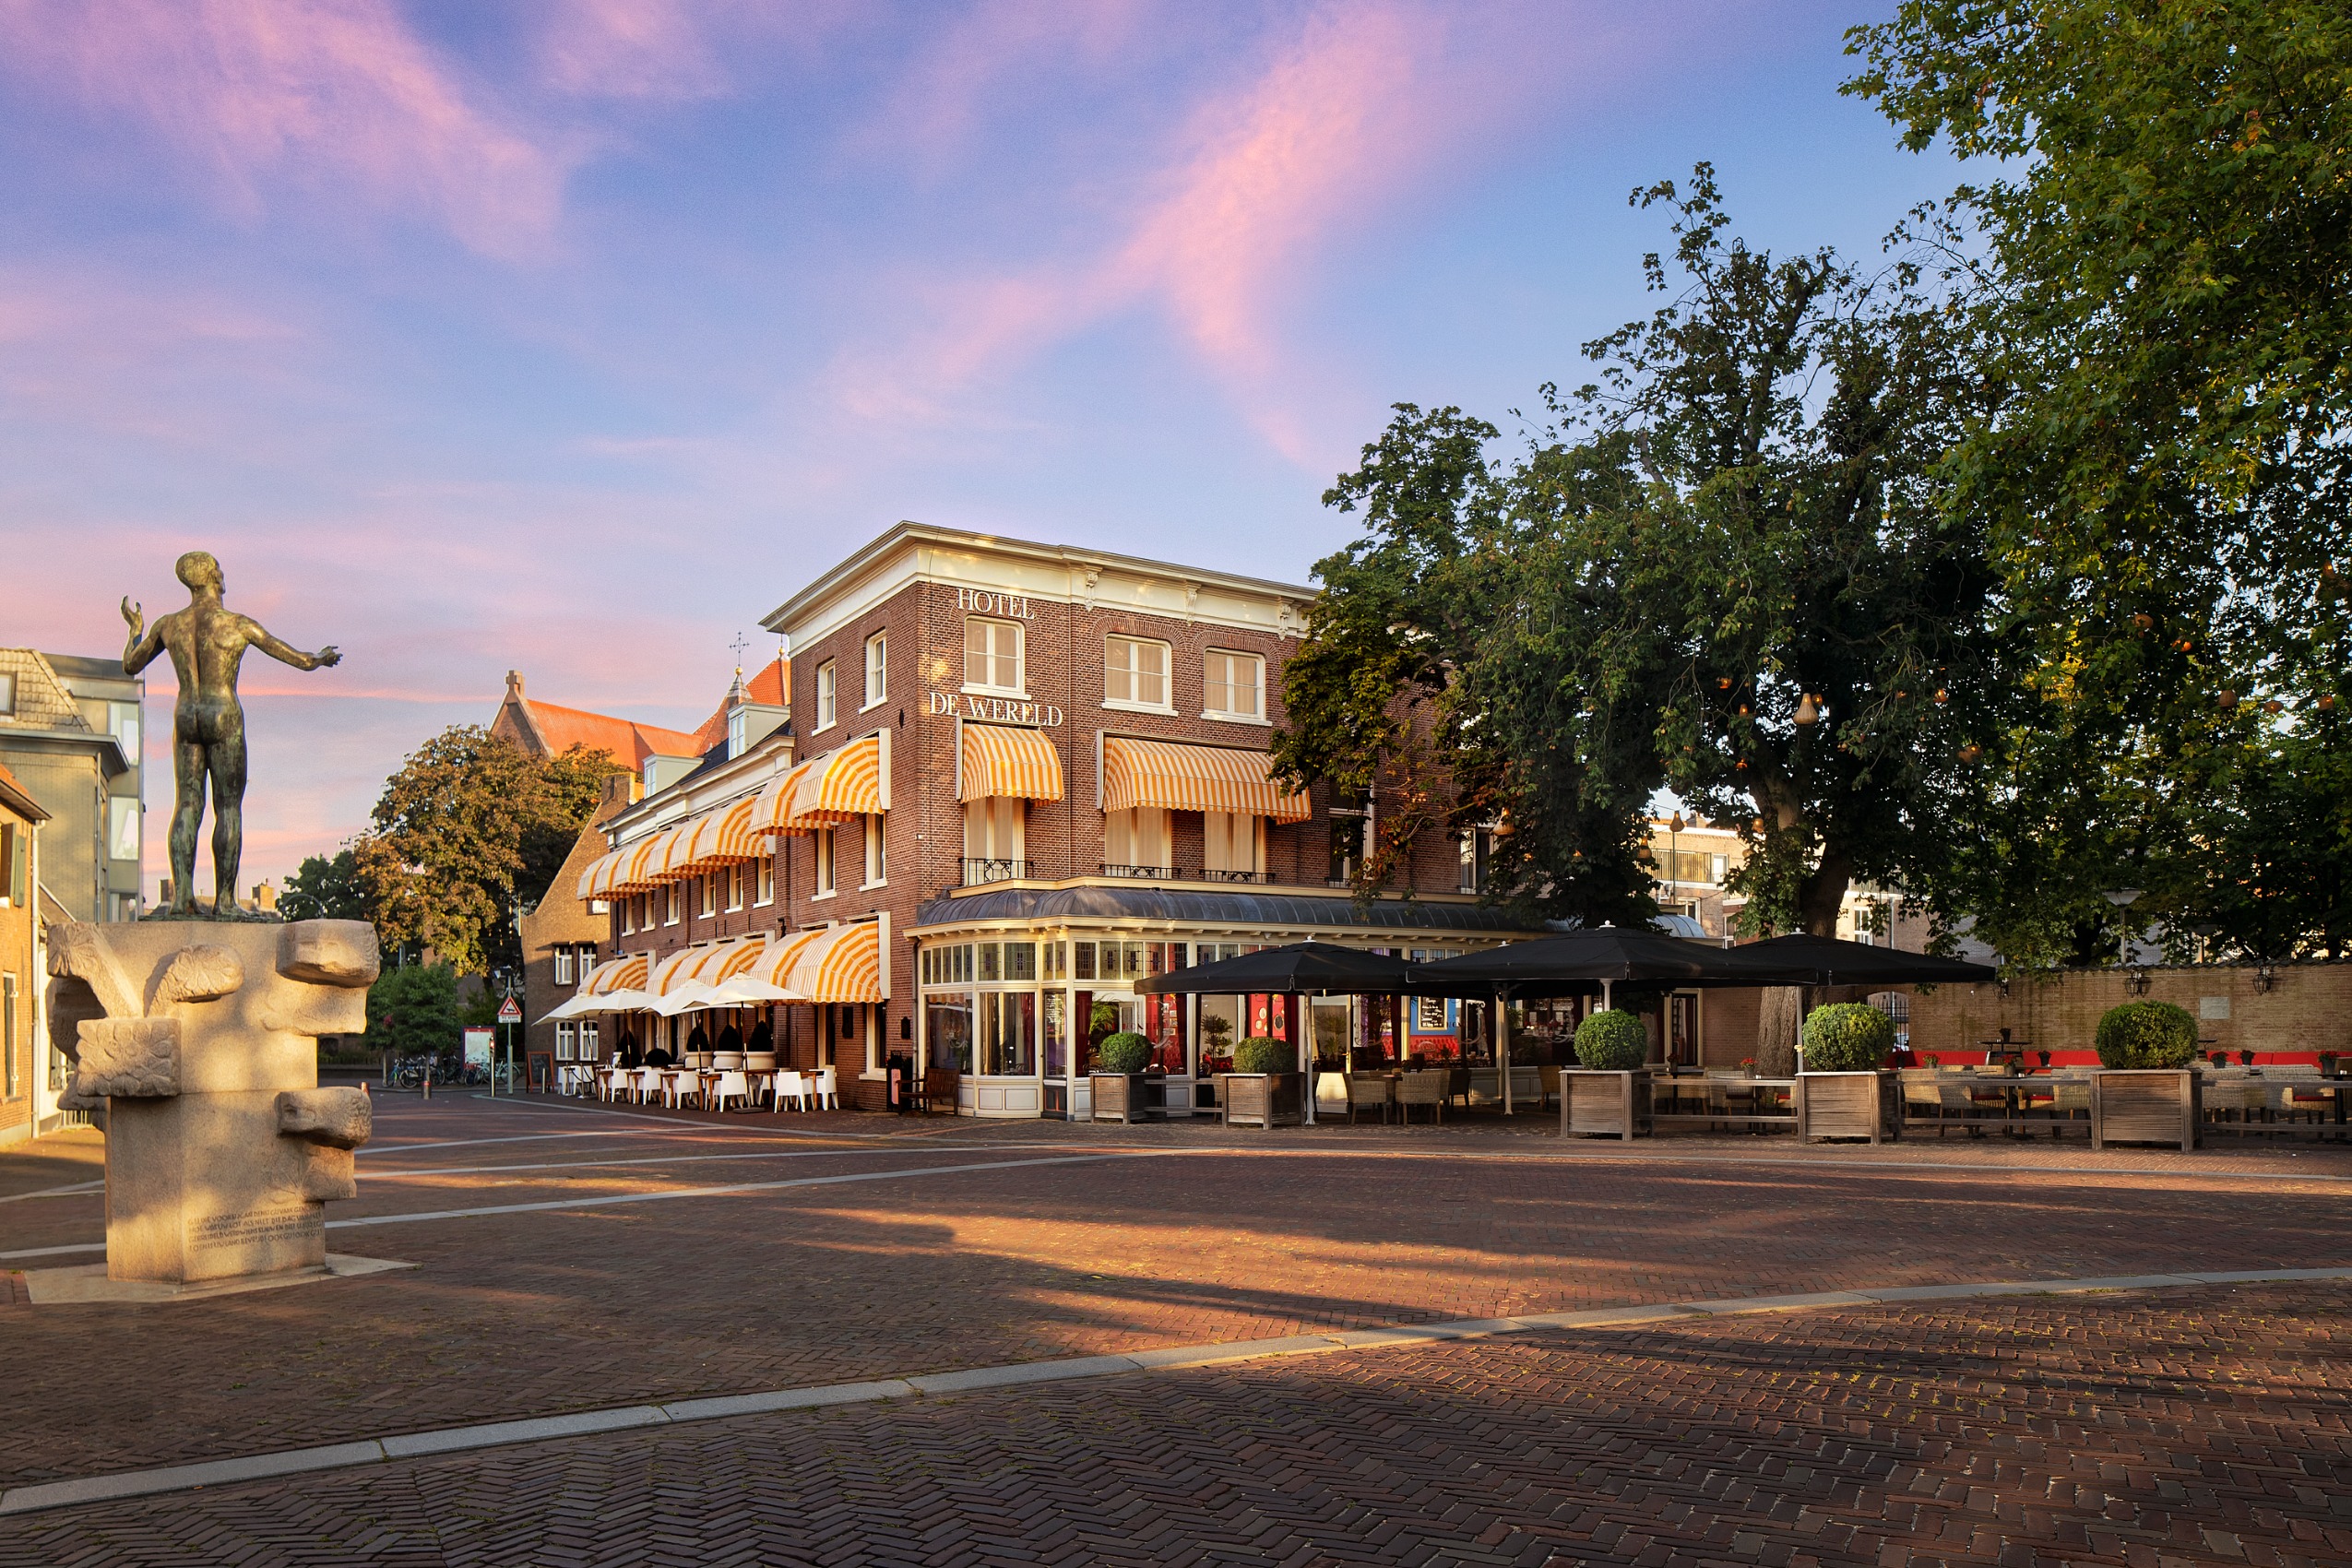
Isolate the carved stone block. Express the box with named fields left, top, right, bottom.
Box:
left=150, top=944, right=245, bottom=1007
left=277, top=921, right=381, bottom=988
left=47, top=922, right=140, bottom=1019
left=298, top=1144, right=358, bottom=1203
left=276, top=1087, right=373, bottom=1149
left=75, top=1018, right=182, bottom=1099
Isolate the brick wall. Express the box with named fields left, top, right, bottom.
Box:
left=1906, top=963, right=2352, bottom=1063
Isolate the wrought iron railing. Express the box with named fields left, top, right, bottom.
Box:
left=961, top=858, right=1032, bottom=885
left=1098, top=862, right=1173, bottom=879
left=1196, top=868, right=1274, bottom=884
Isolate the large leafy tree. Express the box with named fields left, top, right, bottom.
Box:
left=1845, top=1, right=2352, bottom=956
left=1279, top=172, right=2011, bottom=977
left=354, top=727, right=619, bottom=975
left=278, top=849, right=368, bottom=923
left=365, top=961, right=461, bottom=1063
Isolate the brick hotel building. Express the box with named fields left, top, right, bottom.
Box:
left=574, top=524, right=1731, bottom=1117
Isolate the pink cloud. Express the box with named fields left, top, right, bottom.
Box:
left=532, top=0, right=731, bottom=101
left=0, top=0, right=568, bottom=256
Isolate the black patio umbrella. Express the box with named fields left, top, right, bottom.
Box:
left=1408, top=926, right=1757, bottom=1002
left=1134, top=941, right=1417, bottom=996
left=1716, top=933, right=1997, bottom=989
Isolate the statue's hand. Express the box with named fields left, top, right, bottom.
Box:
left=315, top=646, right=342, bottom=669
left=120, top=597, right=143, bottom=637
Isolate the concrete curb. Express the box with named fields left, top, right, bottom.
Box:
left=2, top=1265, right=2344, bottom=1518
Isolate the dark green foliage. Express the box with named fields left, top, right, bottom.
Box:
left=1231, top=1036, right=1293, bottom=1075
left=1800, top=1003, right=1895, bottom=1072
left=1574, top=1008, right=1649, bottom=1071
left=365, top=962, right=461, bottom=1062
left=279, top=849, right=367, bottom=923
left=2094, top=1002, right=2199, bottom=1069
left=1095, top=1032, right=1150, bottom=1075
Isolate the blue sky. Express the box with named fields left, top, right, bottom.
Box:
left=0, top=1, right=1959, bottom=893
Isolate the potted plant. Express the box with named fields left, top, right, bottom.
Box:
left=1090, top=1032, right=1154, bottom=1123
left=1740, top=1055, right=1759, bottom=1076
left=2037, top=1050, right=2051, bottom=1068
left=1796, top=1003, right=1895, bottom=1143
left=2321, top=1051, right=2340, bottom=1078
left=2090, top=1001, right=2201, bottom=1150
left=1562, top=1008, right=1651, bottom=1138
left=2238, top=1049, right=2255, bottom=1067
left=1218, top=1035, right=1302, bottom=1128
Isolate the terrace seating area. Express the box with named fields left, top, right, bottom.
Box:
left=591, top=1054, right=843, bottom=1113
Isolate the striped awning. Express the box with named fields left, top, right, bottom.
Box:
left=779, top=920, right=885, bottom=1004
left=648, top=935, right=769, bottom=995
left=605, top=833, right=671, bottom=896
left=742, top=925, right=830, bottom=989
left=743, top=758, right=817, bottom=838
left=582, top=954, right=648, bottom=995
left=781, top=733, right=886, bottom=826
left=1100, top=738, right=1310, bottom=823
left=670, top=794, right=766, bottom=874
left=959, top=722, right=1063, bottom=803
left=576, top=847, right=619, bottom=901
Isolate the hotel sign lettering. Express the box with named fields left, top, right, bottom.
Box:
left=956, top=588, right=1036, bottom=619
left=929, top=691, right=1064, bottom=726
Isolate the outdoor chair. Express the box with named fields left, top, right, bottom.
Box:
left=707, top=1069, right=752, bottom=1113
left=631, top=1066, right=662, bottom=1104
left=1396, top=1070, right=1448, bottom=1126
left=1446, top=1067, right=1471, bottom=1110
left=661, top=1071, right=701, bottom=1111
left=2204, top=1075, right=2260, bottom=1130
left=1347, top=1075, right=1391, bottom=1125
left=813, top=1065, right=840, bottom=1110
left=918, top=1069, right=959, bottom=1114
left=774, top=1070, right=809, bottom=1112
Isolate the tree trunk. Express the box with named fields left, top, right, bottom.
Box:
left=1756, top=986, right=1801, bottom=1075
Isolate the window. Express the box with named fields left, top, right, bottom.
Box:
left=620, top=896, right=635, bottom=934
left=664, top=884, right=681, bottom=925
left=1102, top=805, right=1170, bottom=873
left=580, top=1020, right=600, bottom=1061
left=964, top=617, right=1023, bottom=694
left=1328, top=793, right=1371, bottom=885
left=0, top=826, right=18, bottom=908
left=861, top=814, right=886, bottom=887
left=815, top=659, right=837, bottom=731
left=556, top=1022, right=576, bottom=1061
left=964, top=797, right=1024, bottom=880
left=755, top=856, right=774, bottom=906
left=1202, top=811, right=1263, bottom=877
left=1204, top=650, right=1264, bottom=720
left=726, top=864, right=744, bottom=911
left=814, top=828, right=837, bottom=897
left=699, top=874, right=718, bottom=918
left=864, top=633, right=888, bottom=707
left=1105, top=636, right=1169, bottom=709
left=110, top=701, right=139, bottom=754
left=107, top=796, right=138, bottom=861
left=3, top=972, right=16, bottom=1098
left=1459, top=827, right=1494, bottom=893
left=0, top=672, right=13, bottom=716
left=553, top=947, right=575, bottom=986
left=576, top=945, right=595, bottom=988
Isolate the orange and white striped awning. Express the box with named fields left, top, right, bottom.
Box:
left=576, top=846, right=619, bottom=901
left=779, top=920, right=885, bottom=1004
left=669, top=794, right=766, bottom=875
left=581, top=953, right=647, bottom=995
left=958, top=722, right=1063, bottom=803
left=742, top=757, right=816, bottom=838
left=648, top=934, right=768, bottom=995
left=742, top=925, right=830, bottom=990
left=782, top=733, right=887, bottom=827
left=603, top=833, right=671, bottom=896
left=1100, top=738, right=1310, bottom=823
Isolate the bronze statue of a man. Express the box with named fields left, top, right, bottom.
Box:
left=122, top=552, right=340, bottom=920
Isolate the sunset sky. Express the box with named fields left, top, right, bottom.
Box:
left=0, top=1, right=1958, bottom=895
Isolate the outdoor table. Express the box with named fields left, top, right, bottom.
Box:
left=1647, top=1075, right=1797, bottom=1134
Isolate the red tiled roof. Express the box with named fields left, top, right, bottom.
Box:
left=689, top=657, right=790, bottom=752
left=526, top=701, right=707, bottom=768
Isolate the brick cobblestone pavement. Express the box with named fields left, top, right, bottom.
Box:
left=5, top=1096, right=2348, bottom=1524
left=2, top=1282, right=2344, bottom=1567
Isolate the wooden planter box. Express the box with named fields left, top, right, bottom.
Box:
left=2091, top=1069, right=2202, bottom=1150
left=1560, top=1069, right=1650, bottom=1139
left=1089, top=1073, right=1153, bottom=1124
left=1218, top=1073, right=1303, bottom=1129
left=1797, top=1071, right=1892, bottom=1143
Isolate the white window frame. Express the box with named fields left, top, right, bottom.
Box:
left=556, top=1022, right=576, bottom=1061
left=862, top=632, right=888, bottom=710
left=553, top=947, right=574, bottom=986
left=814, top=659, right=837, bottom=731
left=814, top=827, right=837, bottom=898
left=0, top=672, right=14, bottom=717
left=1202, top=811, right=1265, bottom=876
left=664, top=884, right=682, bottom=926
left=754, top=856, right=774, bottom=907
left=963, top=616, right=1025, bottom=696
left=106, top=794, right=139, bottom=861
left=1103, top=635, right=1172, bottom=713
left=725, top=863, right=744, bottom=911
left=861, top=814, right=886, bottom=888
left=579, top=1019, right=600, bottom=1061
left=1202, top=648, right=1266, bottom=724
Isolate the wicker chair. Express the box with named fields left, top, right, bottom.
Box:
left=1396, top=1070, right=1449, bottom=1126
left=1347, top=1075, right=1393, bottom=1125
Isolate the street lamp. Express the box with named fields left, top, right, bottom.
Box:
left=1667, top=813, right=1684, bottom=916
left=2104, top=888, right=2143, bottom=968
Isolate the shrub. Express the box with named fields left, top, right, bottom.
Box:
left=1095, top=1032, right=1150, bottom=1075
left=1574, top=1009, right=1649, bottom=1071
left=2094, top=1001, right=2197, bottom=1069
left=1800, top=1004, right=1895, bottom=1072
left=1231, top=1036, right=1293, bottom=1074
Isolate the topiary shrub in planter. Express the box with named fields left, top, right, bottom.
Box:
left=1231, top=1036, right=1292, bottom=1075
left=1574, top=1009, right=1648, bottom=1072
left=1800, top=1004, right=1895, bottom=1072
left=1096, top=1032, right=1150, bottom=1075
left=2094, top=1001, right=2197, bottom=1069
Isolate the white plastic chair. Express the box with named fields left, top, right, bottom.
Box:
left=774, top=1070, right=809, bottom=1112
left=813, top=1065, right=839, bottom=1110
left=632, top=1066, right=661, bottom=1104
left=707, top=1070, right=751, bottom=1113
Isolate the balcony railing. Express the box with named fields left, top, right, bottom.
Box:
left=1196, top=868, right=1274, bottom=885
left=961, top=858, right=1032, bottom=885
left=1098, top=862, right=1173, bottom=879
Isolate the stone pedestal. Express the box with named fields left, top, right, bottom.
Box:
left=47, top=920, right=379, bottom=1286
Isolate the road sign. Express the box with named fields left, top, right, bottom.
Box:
left=497, top=996, right=522, bottom=1025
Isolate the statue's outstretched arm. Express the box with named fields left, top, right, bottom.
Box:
left=122, top=598, right=165, bottom=675
left=247, top=620, right=342, bottom=671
